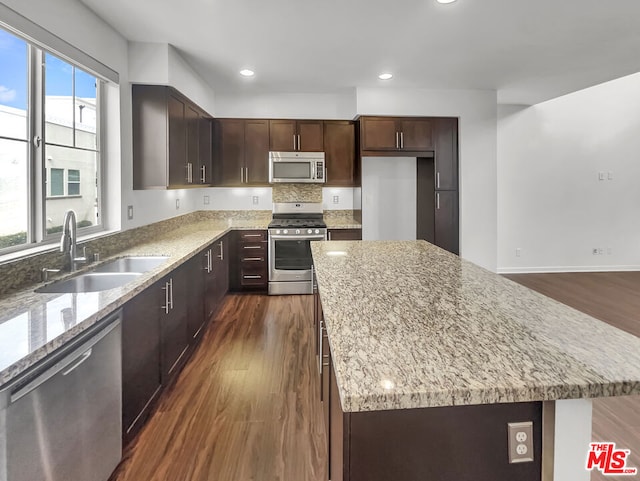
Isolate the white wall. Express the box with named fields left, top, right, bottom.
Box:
left=362, top=157, right=417, bottom=241
left=356, top=88, right=498, bottom=271
left=497, top=73, right=640, bottom=272
left=214, top=91, right=356, bottom=119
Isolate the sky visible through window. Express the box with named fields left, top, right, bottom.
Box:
left=0, top=28, right=96, bottom=112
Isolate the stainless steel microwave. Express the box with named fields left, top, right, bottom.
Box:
left=269, top=151, right=325, bottom=184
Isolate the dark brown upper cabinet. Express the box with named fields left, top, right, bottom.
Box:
left=323, top=121, right=356, bottom=186
left=269, top=119, right=323, bottom=152
left=132, top=85, right=212, bottom=189
left=433, top=117, right=458, bottom=191
left=360, top=116, right=433, bottom=156
left=214, top=119, right=270, bottom=186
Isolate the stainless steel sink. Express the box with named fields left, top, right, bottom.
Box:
left=35, top=272, right=141, bottom=293
left=92, top=256, right=169, bottom=273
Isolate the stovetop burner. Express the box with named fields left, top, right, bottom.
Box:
left=268, top=218, right=327, bottom=229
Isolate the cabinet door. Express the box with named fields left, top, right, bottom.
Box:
left=185, top=104, right=199, bottom=185
left=360, top=117, right=399, bottom=151
left=323, top=121, right=355, bottom=186
left=161, top=267, right=190, bottom=384
left=199, top=117, right=212, bottom=184
left=435, top=191, right=459, bottom=255
left=399, top=118, right=433, bottom=151
left=186, top=254, right=206, bottom=342
left=122, top=282, right=163, bottom=445
left=298, top=120, right=324, bottom=152
left=168, top=94, right=187, bottom=186
left=434, top=118, right=458, bottom=190
left=269, top=120, right=297, bottom=151
left=245, top=119, right=270, bottom=184
left=216, top=119, right=245, bottom=186
left=213, top=236, right=230, bottom=306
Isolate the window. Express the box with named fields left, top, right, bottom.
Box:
left=50, top=168, right=64, bottom=196
left=0, top=25, right=103, bottom=253
left=68, top=169, right=80, bottom=196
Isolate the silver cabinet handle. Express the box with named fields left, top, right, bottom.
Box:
left=218, top=241, right=224, bottom=260
left=201, top=165, right=206, bottom=183
left=186, top=163, right=190, bottom=183
left=297, top=134, right=301, bottom=151
left=311, top=265, right=314, bottom=292
left=395, top=131, right=399, bottom=149
left=242, top=257, right=263, bottom=261
left=293, top=134, right=297, bottom=150
left=436, top=172, right=440, bottom=189
left=400, top=131, right=404, bottom=149
left=436, top=192, right=440, bottom=210
left=245, top=167, right=248, bottom=183
left=240, top=167, right=244, bottom=183
left=243, top=275, right=262, bottom=279
left=169, top=278, right=174, bottom=310
left=243, top=245, right=262, bottom=249
left=204, top=250, right=211, bottom=272
left=328, top=231, right=332, bottom=241
left=243, top=234, right=263, bottom=238
left=162, top=281, right=170, bottom=313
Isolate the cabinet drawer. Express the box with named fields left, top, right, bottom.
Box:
left=240, top=268, right=268, bottom=286
left=239, top=242, right=266, bottom=255
left=240, top=253, right=267, bottom=264
left=238, top=230, right=267, bottom=241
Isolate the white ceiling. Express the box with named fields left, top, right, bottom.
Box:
left=80, top=0, right=640, bottom=105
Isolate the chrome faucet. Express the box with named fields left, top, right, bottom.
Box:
left=60, top=210, right=86, bottom=272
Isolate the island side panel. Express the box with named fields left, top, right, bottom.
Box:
left=347, top=401, right=543, bottom=481
left=330, top=361, right=350, bottom=481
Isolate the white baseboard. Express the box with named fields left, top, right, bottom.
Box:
left=497, top=265, right=640, bottom=274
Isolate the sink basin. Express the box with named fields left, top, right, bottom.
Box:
left=92, top=256, right=169, bottom=273
left=35, top=272, right=142, bottom=293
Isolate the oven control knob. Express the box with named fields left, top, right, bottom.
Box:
left=315, top=229, right=320, bottom=234
left=296, top=229, right=300, bottom=234
left=307, top=229, right=312, bottom=234
left=276, top=229, right=281, bottom=235
left=283, top=229, right=288, bottom=234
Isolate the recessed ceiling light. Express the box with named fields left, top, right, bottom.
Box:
left=378, top=73, right=393, bottom=80
left=436, top=0, right=457, bottom=3
left=239, top=69, right=255, bottom=77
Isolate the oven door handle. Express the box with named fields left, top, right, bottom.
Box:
left=270, top=235, right=326, bottom=241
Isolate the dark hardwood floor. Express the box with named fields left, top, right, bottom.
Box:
left=111, top=294, right=326, bottom=481
left=506, top=272, right=640, bottom=481
left=113, top=274, right=640, bottom=481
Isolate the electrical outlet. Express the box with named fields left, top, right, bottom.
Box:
left=203, top=195, right=210, bottom=205
left=333, top=195, right=340, bottom=204
left=252, top=196, right=259, bottom=205
left=127, top=205, right=134, bottom=220
left=508, top=422, right=534, bottom=463
left=608, top=171, right=614, bottom=180
left=593, top=248, right=599, bottom=255
left=176, top=198, right=180, bottom=210
left=598, top=172, right=605, bottom=181
left=515, top=248, right=521, bottom=257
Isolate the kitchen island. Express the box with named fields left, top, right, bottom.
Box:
left=311, top=240, right=640, bottom=481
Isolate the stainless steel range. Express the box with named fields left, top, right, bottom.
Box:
left=268, top=203, right=327, bottom=295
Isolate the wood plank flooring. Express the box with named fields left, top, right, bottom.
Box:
left=506, top=272, right=640, bottom=481
left=110, top=294, right=326, bottom=481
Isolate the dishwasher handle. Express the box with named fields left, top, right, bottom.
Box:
left=7, top=314, right=120, bottom=405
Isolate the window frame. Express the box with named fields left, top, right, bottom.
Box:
left=0, top=26, right=105, bottom=254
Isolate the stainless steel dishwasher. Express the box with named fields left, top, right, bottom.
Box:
left=0, top=310, right=122, bottom=481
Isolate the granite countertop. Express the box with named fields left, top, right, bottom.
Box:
left=311, top=240, right=640, bottom=413
left=0, top=217, right=269, bottom=387
left=324, top=219, right=362, bottom=229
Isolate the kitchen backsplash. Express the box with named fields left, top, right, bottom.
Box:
left=272, top=184, right=322, bottom=203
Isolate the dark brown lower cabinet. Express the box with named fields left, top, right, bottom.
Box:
left=187, top=254, right=206, bottom=343
left=328, top=361, right=542, bottom=481
left=231, top=230, right=268, bottom=291
left=434, top=190, right=459, bottom=255
left=121, top=280, right=163, bottom=446
left=327, top=229, right=362, bottom=241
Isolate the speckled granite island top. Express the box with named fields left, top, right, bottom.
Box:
left=0, top=217, right=269, bottom=387
left=311, top=240, right=640, bottom=413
